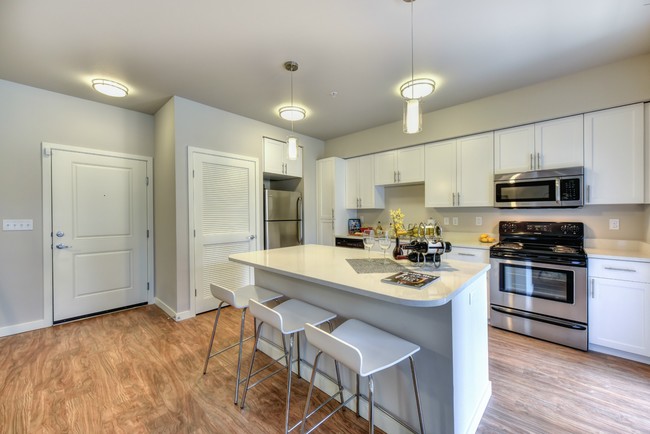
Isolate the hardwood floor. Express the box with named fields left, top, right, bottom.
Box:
left=1, top=305, right=649, bottom=433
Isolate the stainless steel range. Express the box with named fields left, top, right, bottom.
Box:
left=489, top=221, right=588, bottom=350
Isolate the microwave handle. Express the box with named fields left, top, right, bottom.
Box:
left=555, top=179, right=561, bottom=205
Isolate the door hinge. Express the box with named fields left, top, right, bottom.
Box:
left=192, top=169, right=195, bottom=178
left=193, top=229, right=196, bottom=237
left=147, top=282, right=150, bottom=291
left=195, top=288, right=197, bottom=296
left=145, top=176, right=149, bottom=186
left=147, top=229, right=150, bottom=238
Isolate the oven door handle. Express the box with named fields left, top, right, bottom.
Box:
left=491, top=305, right=587, bottom=330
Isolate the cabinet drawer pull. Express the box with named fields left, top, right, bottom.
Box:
left=458, top=252, right=475, bottom=257
left=603, top=266, right=637, bottom=273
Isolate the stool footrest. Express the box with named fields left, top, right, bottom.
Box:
left=206, top=335, right=254, bottom=360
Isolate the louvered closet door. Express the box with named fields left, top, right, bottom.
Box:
left=193, top=152, right=258, bottom=314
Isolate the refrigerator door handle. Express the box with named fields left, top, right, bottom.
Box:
left=298, top=220, right=303, bottom=244
left=297, top=196, right=303, bottom=221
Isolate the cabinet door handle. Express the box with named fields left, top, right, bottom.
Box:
left=331, top=209, right=334, bottom=219
left=398, top=171, right=401, bottom=182
left=591, top=279, right=595, bottom=299
left=537, top=152, right=541, bottom=169
left=530, top=153, right=534, bottom=170
left=603, top=266, right=637, bottom=273
left=457, top=192, right=460, bottom=206
left=393, top=171, right=397, bottom=183
left=586, top=185, right=590, bottom=203
left=458, top=252, right=476, bottom=257
left=452, top=192, right=455, bottom=206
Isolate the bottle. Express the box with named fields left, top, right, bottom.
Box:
left=376, top=221, right=383, bottom=235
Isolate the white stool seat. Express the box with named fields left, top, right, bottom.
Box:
left=301, top=319, right=425, bottom=434
left=307, top=319, right=420, bottom=377
left=240, top=298, right=338, bottom=434
left=251, top=298, right=337, bottom=334
left=210, top=284, right=282, bottom=309
left=203, top=284, right=282, bottom=405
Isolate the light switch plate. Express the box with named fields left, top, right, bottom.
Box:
left=3, top=219, right=34, bottom=231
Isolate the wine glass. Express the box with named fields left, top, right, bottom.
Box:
left=378, top=232, right=392, bottom=264
left=362, top=229, right=375, bottom=258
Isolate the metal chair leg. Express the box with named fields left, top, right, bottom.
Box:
left=203, top=301, right=225, bottom=374
left=300, top=351, right=323, bottom=434
left=285, top=333, right=295, bottom=434
left=356, top=374, right=360, bottom=417
left=368, top=375, right=375, bottom=434
left=409, top=356, right=425, bottom=434
left=240, top=321, right=264, bottom=409
left=234, top=307, right=247, bottom=404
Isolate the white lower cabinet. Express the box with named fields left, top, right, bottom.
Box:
left=589, top=258, right=650, bottom=359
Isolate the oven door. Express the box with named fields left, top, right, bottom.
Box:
left=489, top=257, right=587, bottom=323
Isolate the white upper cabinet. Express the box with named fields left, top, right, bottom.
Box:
left=317, top=158, right=352, bottom=245
left=584, top=103, right=644, bottom=205
left=645, top=103, right=650, bottom=204
left=263, top=137, right=303, bottom=178
left=494, top=115, right=583, bottom=174
left=345, top=155, right=385, bottom=209
left=374, top=146, right=425, bottom=186
left=425, top=132, right=494, bottom=208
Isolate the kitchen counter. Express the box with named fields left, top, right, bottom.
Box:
left=230, top=244, right=491, bottom=434
left=336, top=231, right=496, bottom=250
left=586, top=239, right=650, bottom=262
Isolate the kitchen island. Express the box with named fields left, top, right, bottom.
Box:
left=230, top=244, right=491, bottom=434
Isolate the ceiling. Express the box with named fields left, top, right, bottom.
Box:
left=1, top=0, right=649, bottom=141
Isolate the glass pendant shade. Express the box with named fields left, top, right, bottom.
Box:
left=400, top=78, right=435, bottom=99
left=287, top=136, right=298, bottom=160
left=92, top=79, right=128, bottom=97
left=403, top=99, right=422, bottom=134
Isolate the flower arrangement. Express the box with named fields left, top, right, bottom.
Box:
left=389, top=208, right=405, bottom=235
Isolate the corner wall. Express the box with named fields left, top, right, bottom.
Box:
left=0, top=79, right=154, bottom=335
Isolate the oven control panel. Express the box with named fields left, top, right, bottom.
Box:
left=499, top=221, right=583, bottom=236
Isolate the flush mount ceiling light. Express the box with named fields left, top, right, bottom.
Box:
left=279, top=61, right=305, bottom=160
left=91, top=79, right=128, bottom=97
left=401, top=0, right=435, bottom=134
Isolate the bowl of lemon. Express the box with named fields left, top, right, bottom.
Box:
left=479, top=233, right=496, bottom=243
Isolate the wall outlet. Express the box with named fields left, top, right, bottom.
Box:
left=3, top=219, right=33, bottom=231
left=443, top=217, right=449, bottom=225
left=452, top=217, right=459, bottom=226
left=475, top=216, right=483, bottom=226
left=609, top=218, right=620, bottom=230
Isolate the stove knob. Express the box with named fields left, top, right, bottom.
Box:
left=560, top=224, right=567, bottom=233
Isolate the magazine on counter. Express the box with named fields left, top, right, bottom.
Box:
left=381, top=271, right=439, bottom=288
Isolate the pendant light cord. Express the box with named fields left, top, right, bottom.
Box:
left=290, top=67, right=295, bottom=133
left=410, top=0, right=414, bottom=99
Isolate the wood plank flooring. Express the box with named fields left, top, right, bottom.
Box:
left=1, top=305, right=649, bottom=433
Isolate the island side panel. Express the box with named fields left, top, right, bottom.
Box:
left=452, top=273, right=492, bottom=434
left=254, top=268, right=457, bottom=433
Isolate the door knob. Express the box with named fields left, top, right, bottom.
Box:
left=56, top=243, right=72, bottom=249
left=248, top=235, right=256, bottom=240
left=56, top=231, right=65, bottom=238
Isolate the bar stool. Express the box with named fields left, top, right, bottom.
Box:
left=300, top=319, right=425, bottom=434
left=202, top=283, right=282, bottom=404
left=240, top=298, right=338, bottom=434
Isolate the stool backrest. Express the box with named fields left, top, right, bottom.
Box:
left=210, top=284, right=236, bottom=306
left=304, top=323, right=362, bottom=374
left=249, top=299, right=284, bottom=330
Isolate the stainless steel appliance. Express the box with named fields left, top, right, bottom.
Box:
left=489, top=221, right=588, bottom=350
left=494, top=166, right=583, bottom=208
left=264, top=190, right=303, bottom=249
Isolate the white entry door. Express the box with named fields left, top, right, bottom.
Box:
left=52, top=149, right=149, bottom=322
left=192, top=151, right=258, bottom=314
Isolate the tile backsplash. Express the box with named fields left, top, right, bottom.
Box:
left=356, top=184, right=648, bottom=241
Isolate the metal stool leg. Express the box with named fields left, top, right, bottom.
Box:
left=300, top=350, right=323, bottom=434
left=203, top=301, right=225, bottom=374
left=240, top=321, right=264, bottom=409
left=356, top=374, right=361, bottom=417
left=368, top=375, right=375, bottom=434
left=285, top=333, right=295, bottom=434
left=409, top=356, right=425, bottom=434
left=234, top=307, right=247, bottom=404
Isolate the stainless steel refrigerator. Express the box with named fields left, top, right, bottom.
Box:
left=264, top=190, right=303, bottom=249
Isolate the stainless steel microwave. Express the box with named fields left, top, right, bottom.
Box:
left=494, top=166, right=583, bottom=208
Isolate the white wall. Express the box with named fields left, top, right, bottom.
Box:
left=159, top=96, right=325, bottom=316
left=0, top=79, right=154, bottom=334
left=325, top=53, right=650, bottom=158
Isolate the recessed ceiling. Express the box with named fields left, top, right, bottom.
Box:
left=1, top=0, right=649, bottom=141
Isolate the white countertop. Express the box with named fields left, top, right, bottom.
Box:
left=230, top=244, right=490, bottom=307
left=585, top=239, right=650, bottom=262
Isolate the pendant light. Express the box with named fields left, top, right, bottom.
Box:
left=278, top=61, right=305, bottom=160
left=401, top=0, right=435, bottom=134
left=91, top=79, right=129, bottom=97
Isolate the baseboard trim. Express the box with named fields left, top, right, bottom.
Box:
left=0, top=318, right=50, bottom=338
left=154, top=298, right=194, bottom=321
